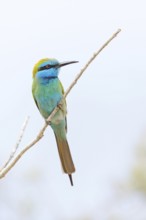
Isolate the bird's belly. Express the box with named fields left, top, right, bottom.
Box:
left=37, top=93, right=61, bottom=117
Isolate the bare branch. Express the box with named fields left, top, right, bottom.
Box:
left=0, top=123, right=48, bottom=178
left=63, top=29, right=121, bottom=99
left=0, top=29, right=121, bottom=179
left=0, top=116, right=29, bottom=171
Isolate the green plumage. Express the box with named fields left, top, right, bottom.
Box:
left=32, top=58, right=76, bottom=185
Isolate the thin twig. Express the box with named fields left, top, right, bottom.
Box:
left=0, top=116, right=29, bottom=171
left=0, top=29, right=121, bottom=179
left=64, top=29, right=121, bottom=99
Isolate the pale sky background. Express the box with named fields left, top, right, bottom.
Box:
left=0, top=0, right=146, bottom=219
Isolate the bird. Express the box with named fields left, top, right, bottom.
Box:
left=32, top=58, right=78, bottom=186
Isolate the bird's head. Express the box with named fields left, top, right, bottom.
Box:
left=32, top=58, right=78, bottom=79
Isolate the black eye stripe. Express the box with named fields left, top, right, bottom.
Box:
left=45, top=65, right=50, bottom=69
left=38, top=64, right=58, bottom=72
left=38, top=65, right=51, bottom=71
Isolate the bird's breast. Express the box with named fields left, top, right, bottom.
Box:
left=33, top=78, right=66, bottom=121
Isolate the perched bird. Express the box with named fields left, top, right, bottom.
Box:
left=32, top=58, right=78, bottom=186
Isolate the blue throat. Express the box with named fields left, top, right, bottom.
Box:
left=36, top=67, right=59, bottom=85
left=38, top=75, right=58, bottom=85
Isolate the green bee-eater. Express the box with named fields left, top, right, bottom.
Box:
left=32, top=58, right=78, bottom=186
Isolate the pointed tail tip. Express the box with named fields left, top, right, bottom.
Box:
left=68, top=174, right=74, bottom=186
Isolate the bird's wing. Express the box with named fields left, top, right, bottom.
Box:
left=59, top=80, right=65, bottom=94
left=59, top=80, right=67, bottom=133
left=33, top=94, right=39, bottom=110
left=32, top=82, right=40, bottom=110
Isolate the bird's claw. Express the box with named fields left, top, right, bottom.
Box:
left=57, top=102, right=63, bottom=110
left=46, top=120, right=51, bottom=125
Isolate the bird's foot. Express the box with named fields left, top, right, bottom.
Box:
left=57, top=102, right=63, bottom=111
left=45, top=120, right=51, bottom=125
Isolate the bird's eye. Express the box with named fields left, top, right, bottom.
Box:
left=45, top=65, right=51, bottom=69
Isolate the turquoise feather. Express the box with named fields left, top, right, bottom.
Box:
left=32, top=58, right=77, bottom=186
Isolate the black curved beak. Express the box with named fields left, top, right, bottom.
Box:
left=58, top=61, right=78, bottom=68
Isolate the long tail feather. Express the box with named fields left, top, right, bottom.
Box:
left=68, top=174, right=73, bottom=186
left=54, top=132, right=75, bottom=185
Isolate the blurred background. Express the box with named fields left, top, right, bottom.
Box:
left=0, top=0, right=146, bottom=219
